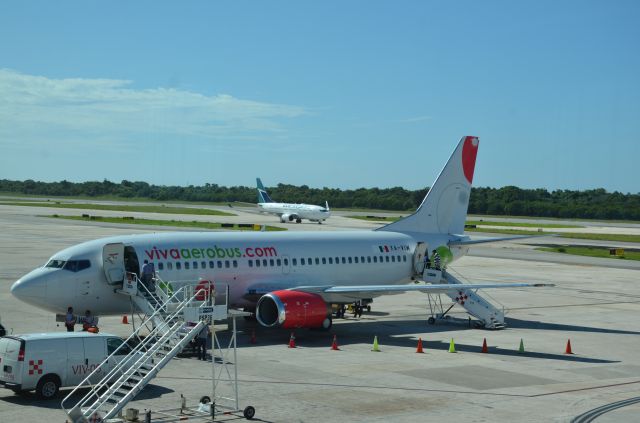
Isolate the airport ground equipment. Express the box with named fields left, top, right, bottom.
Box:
left=61, top=276, right=228, bottom=423
left=136, top=309, right=256, bottom=422
left=421, top=267, right=506, bottom=329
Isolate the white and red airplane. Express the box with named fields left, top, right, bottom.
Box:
left=11, top=136, right=548, bottom=329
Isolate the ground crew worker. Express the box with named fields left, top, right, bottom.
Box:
left=82, top=309, right=96, bottom=331
left=141, top=259, right=155, bottom=292
left=431, top=249, right=441, bottom=271
left=65, top=306, right=76, bottom=332
left=423, top=253, right=431, bottom=270
left=195, top=323, right=211, bottom=360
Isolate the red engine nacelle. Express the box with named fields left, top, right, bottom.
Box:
left=256, top=290, right=331, bottom=329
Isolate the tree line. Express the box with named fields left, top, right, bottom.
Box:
left=1, top=179, right=638, bottom=221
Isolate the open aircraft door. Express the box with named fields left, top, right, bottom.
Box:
left=102, top=243, right=125, bottom=285
left=412, top=242, right=428, bottom=276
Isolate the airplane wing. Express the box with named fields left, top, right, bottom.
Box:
left=287, top=282, right=554, bottom=302
left=449, top=234, right=557, bottom=246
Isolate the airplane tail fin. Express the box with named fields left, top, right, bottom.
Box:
left=325, top=201, right=330, bottom=211
left=377, top=136, right=479, bottom=235
left=256, top=178, right=274, bottom=203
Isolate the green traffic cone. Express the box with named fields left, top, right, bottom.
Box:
left=371, top=335, right=381, bottom=352
left=518, top=338, right=525, bottom=354
left=448, top=338, right=456, bottom=353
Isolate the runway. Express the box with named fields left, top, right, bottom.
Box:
left=1, top=203, right=639, bottom=422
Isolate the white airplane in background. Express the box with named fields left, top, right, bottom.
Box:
left=255, top=177, right=331, bottom=224
left=11, top=136, right=551, bottom=330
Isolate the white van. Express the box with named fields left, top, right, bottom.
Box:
left=0, top=332, right=132, bottom=399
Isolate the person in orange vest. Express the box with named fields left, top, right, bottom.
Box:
left=82, top=309, right=97, bottom=331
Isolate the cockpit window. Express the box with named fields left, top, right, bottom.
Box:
left=45, top=259, right=66, bottom=269
left=66, top=260, right=91, bottom=272
left=54, top=260, right=92, bottom=272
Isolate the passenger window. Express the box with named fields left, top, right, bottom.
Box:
left=225, top=261, right=230, bottom=268
left=167, top=262, right=173, bottom=270
left=176, top=262, right=182, bottom=270
left=262, top=259, right=267, bottom=267
left=284, top=258, right=289, bottom=266
left=348, top=257, right=352, bottom=264
left=322, top=258, right=326, bottom=265
left=249, top=260, right=253, bottom=268
left=292, top=258, right=297, bottom=266
left=329, top=257, right=333, bottom=264
left=209, top=261, right=215, bottom=268
left=158, top=262, right=164, bottom=270
left=193, top=261, right=198, bottom=269
left=373, top=256, right=378, bottom=263
left=392, top=256, right=395, bottom=262
left=341, top=257, right=346, bottom=264
left=301, top=258, right=305, bottom=265
left=361, top=256, right=365, bottom=263
left=233, top=260, right=238, bottom=268
left=202, top=261, right=206, bottom=269
left=308, top=258, right=312, bottom=265
left=217, top=261, right=223, bottom=268
left=315, top=258, right=320, bottom=265
left=255, top=260, right=260, bottom=267
left=386, top=256, right=390, bottom=262
left=185, top=262, right=190, bottom=269
left=277, top=259, right=282, bottom=266
left=354, top=257, right=359, bottom=264
left=403, top=256, right=407, bottom=262
left=335, top=257, right=339, bottom=264
left=270, top=259, right=275, bottom=267
left=367, top=257, right=371, bottom=263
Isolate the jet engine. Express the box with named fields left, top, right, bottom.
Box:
left=256, top=290, right=332, bottom=329
left=280, top=213, right=299, bottom=223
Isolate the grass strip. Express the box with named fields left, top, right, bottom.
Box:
left=2, top=202, right=235, bottom=216
left=466, top=227, right=640, bottom=243
left=536, top=246, right=640, bottom=261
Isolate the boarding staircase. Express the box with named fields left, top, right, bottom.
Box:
left=421, top=267, right=506, bottom=329
left=61, top=279, right=223, bottom=423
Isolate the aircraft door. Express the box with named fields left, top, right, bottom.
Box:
left=412, top=242, right=428, bottom=276
left=103, top=243, right=125, bottom=285
left=282, top=255, right=291, bottom=274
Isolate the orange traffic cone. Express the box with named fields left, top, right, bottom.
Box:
left=288, top=332, right=296, bottom=348
left=481, top=338, right=488, bottom=353
left=565, top=339, right=573, bottom=354
left=122, top=315, right=128, bottom=324
left=331, top=335, right=340, bottom=351
left=416, top=337, right=424, bottom=353
left=250, top=329, right=257, bottom=344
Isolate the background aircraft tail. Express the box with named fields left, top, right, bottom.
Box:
left=256, top=178, right=275, bottom=203
left=377, top=136, right=479, bottom=235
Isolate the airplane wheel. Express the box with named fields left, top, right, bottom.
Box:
left=366, top=306, right=371, bottom=312
left=243, top=405, right=256, bottom=420
left=321, top=317, right=332, bottom=330
left=427, top=317, right=436, bottom=325
left=296, top=218, right=302, bottom=223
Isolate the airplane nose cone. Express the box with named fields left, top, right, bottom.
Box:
left=11, top=269, right=47, bottom=302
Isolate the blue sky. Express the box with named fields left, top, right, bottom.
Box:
left=1, top=1, right=638, bottom=193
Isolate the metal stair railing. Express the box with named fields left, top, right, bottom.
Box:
left=61, top=284, right=211, bottom=423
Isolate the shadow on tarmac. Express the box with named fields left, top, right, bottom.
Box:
left=0, top=383, right=174, bottom=409
left=216, top=318, right=619, bottom=364
left=505, top=317, right=640, bottom=335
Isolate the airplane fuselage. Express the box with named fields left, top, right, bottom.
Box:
left=257, top=202, right=330, bottom=222
left=11, top=230, right=466, bottom=316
